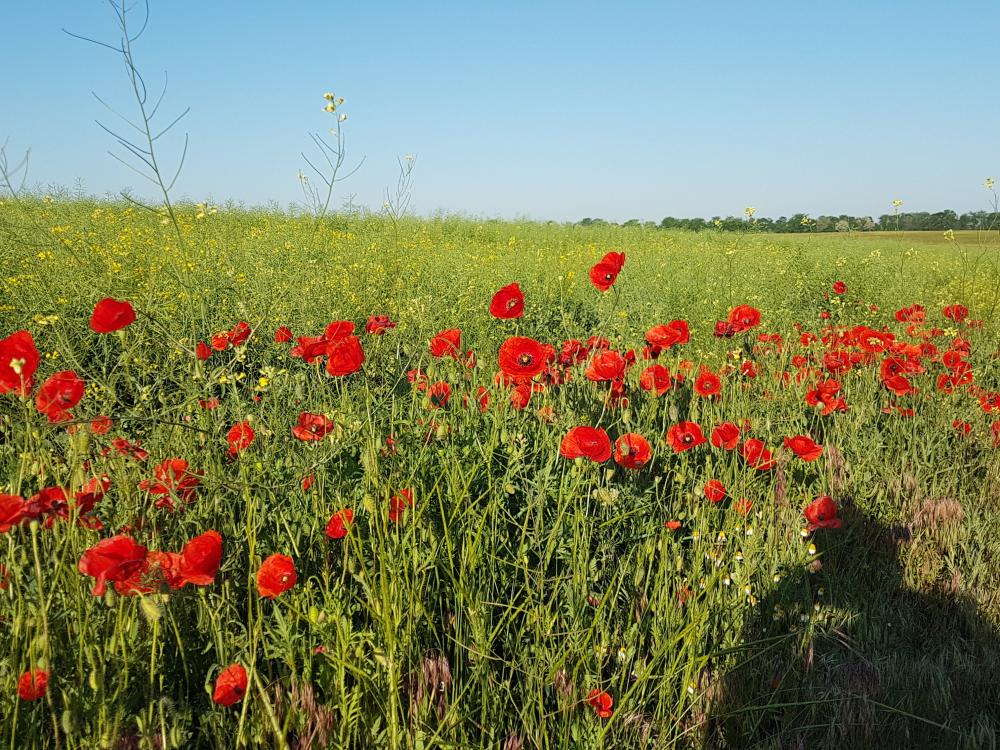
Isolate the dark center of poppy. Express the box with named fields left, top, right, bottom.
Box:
left=604, top=273, right=613, bottom=282
left=682, top=434, right=693, bottom=444
left=518, top=353, right=534, bottom=366
left=506, top=299, right=517, bottom=310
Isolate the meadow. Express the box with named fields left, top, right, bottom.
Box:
left=2, top=198, right=1000, bottom=749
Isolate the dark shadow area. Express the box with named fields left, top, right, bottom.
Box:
left=708, top=502, right=1000, bottom=749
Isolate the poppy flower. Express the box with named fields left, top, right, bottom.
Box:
left=733, top=498, right=753, bottom=516
left=419, top=380, right=449, bottom=409
left=0, top=494, right=26, bottom=533
left=256, top=554, right=296, bottom=599
left=78, top=535, right=149, bottom=596
left=694, top=370, right=722, bottom=398
left=177, top=531, right=222, bottom=587
left=213, top=664, right=248, bottom=707
left=90, top=298, right=136, bottom=333
left=139, top=458, right=202, bottom=506
left=614, top=433, right=651, bottom=469
left=226, top=421, right=255, bottom=456
left=587, top=689, right=613, bottom=719
left=804, top=495, right=842, bottom=530
left=90, top=415, right=113, bottom=434
left=17, top=669, right=48, bottom=701
left=326, top=335, right=365, bottom=377
left=645, top=320, right=690, bottom=351
left=196, top=341, right=212, bottom=361
left=73, top=474, right=111, bottom=517
left=274, top=326, right=293, bottom=343
left=783, top=435, right=823, bottom=461
left=741, top=439, right=776, bottom=470
left=429, top=329, right=462, bottom=359
left=895, top=304, right=925, bottom=323
left=489, top=282, right=524, bottom=319
left=498, top=337, right=553, bottom=381
left=366, top=314, right=396, bottom=335
left=639, top=364, right=672, bottom=395
left=704, top=480, right=726, bottom=503
left=942, top=304, right=969, bottom=323
left=586, top=350, right=628, bottom=382
left=0, top=331, right=40, bottom=397
left=666, top=422, right=706, bottom=453
left=589, top=252, right=626, bottom=292
left=389, top=489, right=414, bottom=523
left=302, top=474, right=315, bottom=492
left=832, top=281, right=847, bottom=295
left=325, top=508, right=354, bottom=539
left=35, top=370, right=85, bottom=423
left=292, top=412, right=334, bottom=441
left=728, top=304, right=762, bottom=333
left=560, top=426, right=612, bottom=462
left=664, top=520, right=682, bottom=532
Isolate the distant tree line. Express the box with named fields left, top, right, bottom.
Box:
left=577, top=210, right=998, bottom=233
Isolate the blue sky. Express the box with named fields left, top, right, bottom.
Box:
left=3, top=1, right=998, bottom=222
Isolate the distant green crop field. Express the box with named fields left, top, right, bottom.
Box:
left=767, top=228, right=1000, bottom=247
left=3, top=199, right=1000, bottom=749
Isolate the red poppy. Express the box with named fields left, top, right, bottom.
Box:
left=728, top=304, right=761, bottom=333
left=366, top=314, right=397, bottom=335
left=177, top=531, right=222, bottom=587
left=389, top=489, right=414, bottom=523
left=589, top=252, right=626, bottom=292
left=90, top=298, right=136, bottom=333
left=639, top=364, right=672, bottom=395
left=694, top=370, right=722, bottom=398
left=832, top=281, right=847, bottom=295
left=895, top=304, right=925, bottom=323
left=0, top=330, right=40, bottom=396
left=326, top=335, right=365, bottom=376
left=78, top=535, right=149, bottom=596
left=560, top=426, right=612, bottom=462
left=35, top=370, right=85, bottom=423
left=429, top=329, right=462, bottom=359
left=325, top=508, right=354, bottom=539
left=17, top=669, right=48, bottom=701
left=489, top=282, right=525, bottom=319
left=734, top=498, right=753, bottom=516
left=804, top=495, right=842, bottom=530
left=196, top=341, right=212, bottom=361
left=73, top=474, right=111, bottom=517
left=256, top=554, right=296, bottom=599
left=498, top=337, right=553, bottom=381
left=274, top=326, right=293, bottom=343
left=90, top=415, right=113, bottom=434
left=587, top=689, right=614, bottom=719
left=139, top=458, right=202, bottom=506
left=783, top=435, right=823, bottom=461
left=586, top=350, right=628, bottom=382
left=741, top=439, right=776, bottom=470
left=301, top=474, right=315, bottom=492
left=664, top=520, right=682, bottom=532
left=213, top=664, right=248, bottom=707
left=666, top=422, right=706, bottom=453
left=292, top=412, right=334, bottom=441
left=704, top=480, right=726, bottom=503
left=0, top=494, right=25, bottom=533
left=614, top=433, right=651, bottom=469
left=645, top=320, right=690, bottom=351
left=942, top=304, right=969, bottom=323
left=226, top=422, right=255, bottom=456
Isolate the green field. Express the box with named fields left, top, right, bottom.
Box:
left=3, top=199, right=1000, bottom=749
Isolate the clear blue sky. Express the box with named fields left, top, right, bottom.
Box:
left=3, top=1, right=998, bottom=222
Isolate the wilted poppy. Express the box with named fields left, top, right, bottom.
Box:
left=614, top=433, right=651, bottom=469
left=589, top=252, right=625, bottom=292
left=78, top=535, right=149, bottom=596
left=666, top=422, right=706, bottom=453
left=804, top=495, right=842, bottom=530
left=326, top=508, right=354, bottom=539
left=256, top=554, right=296, bottom=599
left=489, top=282, right=524, bottom=319
left=17, top=669, right=48, bottom=701
left=560, top=426, right=612, bottom=462
left=90, top=298, right=136, bottom=333
left=213, top=664, right=248, bottom=707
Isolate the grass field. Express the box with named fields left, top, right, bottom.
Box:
left=769, top=229, right=999, bottom=248
left=3, top=199, right=1000, bottom=749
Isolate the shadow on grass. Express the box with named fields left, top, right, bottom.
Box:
left=708, top=503, right=1000, bottom=750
